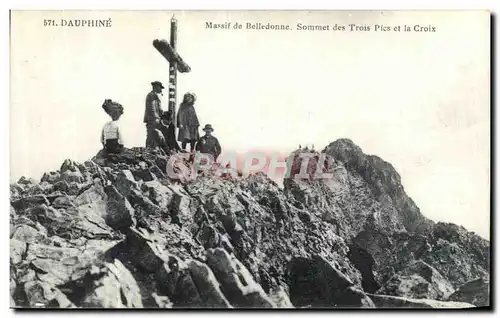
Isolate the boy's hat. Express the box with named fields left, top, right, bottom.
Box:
left=161, top=110, right=172, bottom=119
left=202, top=124, right=214, bottom=132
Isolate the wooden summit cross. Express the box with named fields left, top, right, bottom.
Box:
left=153, top=15, right=191, bottom=128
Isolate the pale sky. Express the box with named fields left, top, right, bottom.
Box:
left=10, top=10, right=490, bottom=239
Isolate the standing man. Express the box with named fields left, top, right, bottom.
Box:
left=144, top=81, right=165, bottom=149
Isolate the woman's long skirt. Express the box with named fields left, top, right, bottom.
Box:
left=177, top=125, right=199, bottom=142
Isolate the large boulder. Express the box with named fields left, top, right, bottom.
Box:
left=140, top=180, right=174, bottom=211
left=125, top=227, right=171, bottom=273
left=80, top=259, right=143, bottom=308
left=10, top=239, right=27, bottom=265
left=268, top=286, right=294, bottom=308
left=104, top=185, right=136, bottom=231
left=377, top=261, right=454, bottom=300
left=447, top=277, right=489, bottom=307
left=206, top=248, right=276, bottom=308
left=115, top=170, right=140, bottom=198
left=41, top=171, right=60, bottom=184
left=11, top=195, right=50, bottom=214
left=25, top=202, right=117, bottom=241
left=60, top=159, right=85, bottom=174
left=18, top=176, right=39, bottom=186
left=178, top=260, right=232, bottom=308
left=24, top=240, right=118, bottom=286
left=287, top=254, right=373, bottom=308
left=11, top=224, right=46, bottom=244
left=169, top=184, right=192, bottom=226
left=23, top=280, right=76, bottom=308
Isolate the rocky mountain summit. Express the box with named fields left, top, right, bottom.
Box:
left=10, top=139, right=490, bottom=309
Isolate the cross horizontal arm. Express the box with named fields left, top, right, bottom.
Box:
left=153, top=39, right=191, bottom=73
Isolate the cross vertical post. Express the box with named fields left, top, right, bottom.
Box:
left=153, top=16, right=191, bottom=128
left=168, top=16, right=178, bottom=127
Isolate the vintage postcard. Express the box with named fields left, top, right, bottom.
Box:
left=9, top=10, right=490, bottom=309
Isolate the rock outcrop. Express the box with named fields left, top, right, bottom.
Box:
left=10, top=140, right=489, bottom=308
left=447, top=277, right=490, bottom=307
left=376, top=260, right=454, bottom=300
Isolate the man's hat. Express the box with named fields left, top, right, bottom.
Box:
left=202, top=124, right=214, bottom=132
left=151, top=81, right=165, bottom=89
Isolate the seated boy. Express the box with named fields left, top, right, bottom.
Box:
left=101, top=100, right=124, bottom=154
left=196, top=124, right=221, bottom=162
left=159, top=110, right=181, bottom=154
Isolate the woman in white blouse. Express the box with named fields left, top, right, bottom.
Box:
left=101, top=99, right=124, bottom=154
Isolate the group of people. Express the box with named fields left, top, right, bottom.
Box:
left=100, top=81, right=222, bottom=161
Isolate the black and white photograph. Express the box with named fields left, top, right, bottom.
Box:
left=8, top=10, right=491, bottom=309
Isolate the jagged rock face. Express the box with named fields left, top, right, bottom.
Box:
left=10, top=141, right=488, bottom=308
left=320, top=139, right=489, bottom=291
left=323, top=139, right=433, bottom=234
left=350, top=223, right=489, bottom=290
left=184, top=172, right=363, bottom=297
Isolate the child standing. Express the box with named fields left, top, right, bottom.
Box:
left=196, top=124, right=221, bottom=162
